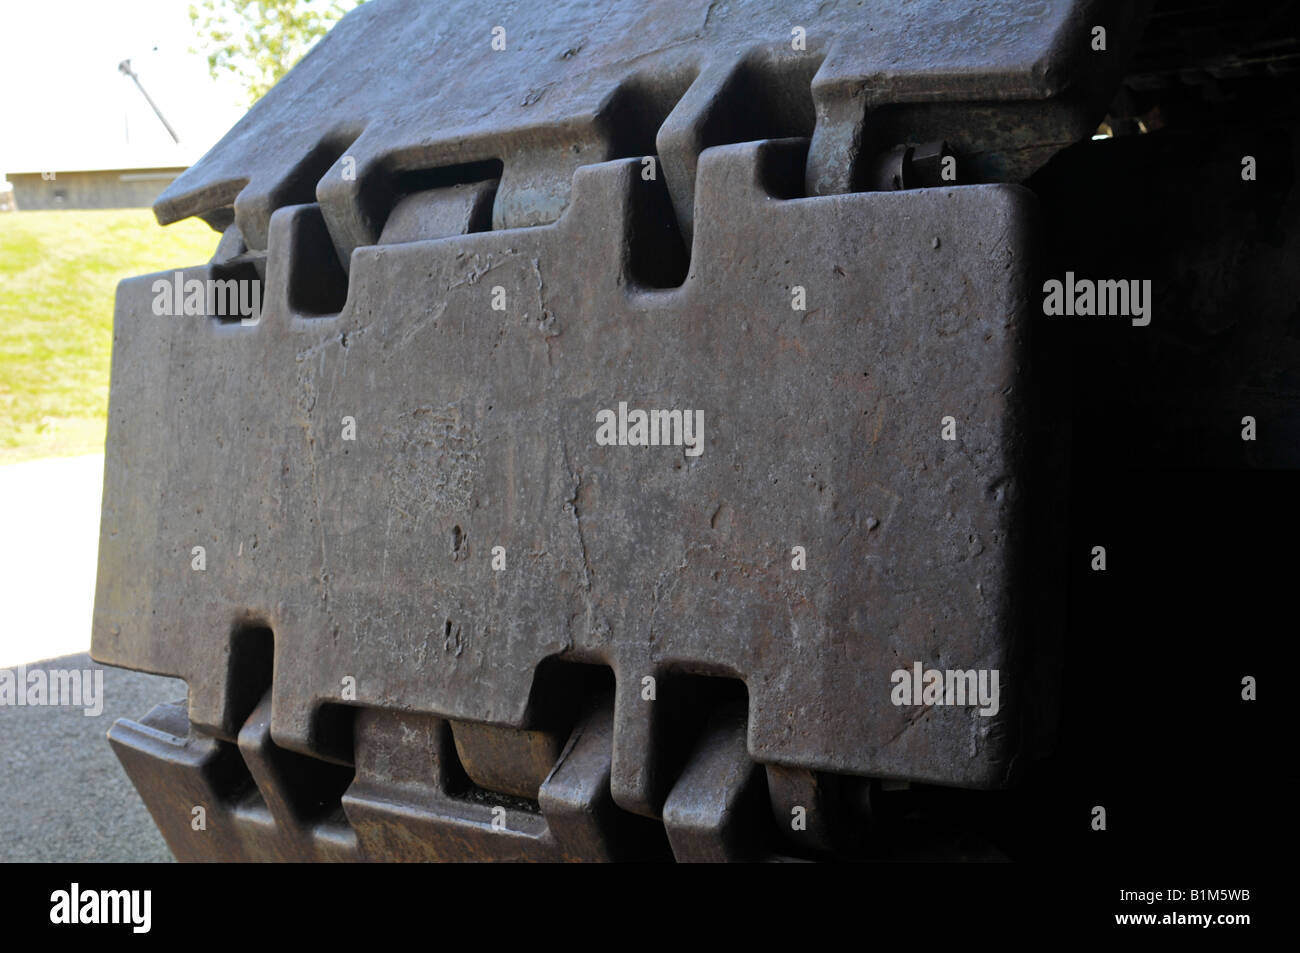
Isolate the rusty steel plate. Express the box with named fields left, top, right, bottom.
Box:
left=88, top=0, right=1128, bottom=861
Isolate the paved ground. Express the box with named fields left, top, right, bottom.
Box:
left=0, top=454, right=184, bottom=861
left=0, top=652, right=185, bottom=862
left=0, top=454, right=105, bottom=667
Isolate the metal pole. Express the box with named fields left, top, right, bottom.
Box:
left=117, top=59, right=180, bottom=144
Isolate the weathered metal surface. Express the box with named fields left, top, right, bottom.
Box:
left=449, top=720, right=565, bottom=800
left=93, top=0, right=1151, bottom=860
left=110, top=698, right=358, bottom=862
left=766, top=765, right=871, bottom=853
left=99, top=142, right=1035, bottom=857
left=114, top=696, right=666, bottom=861
left=661, top=703, right=762, bottom=862
left=97, top=140, right=1034, bottom=772
left=152, top=0, right=1148, bottom=246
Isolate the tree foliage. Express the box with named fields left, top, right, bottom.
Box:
left=190, top=0, right=366, bottom=104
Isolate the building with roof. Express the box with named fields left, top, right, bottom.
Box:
left=6, top=165, right=188, bottom=210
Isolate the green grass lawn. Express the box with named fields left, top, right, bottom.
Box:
left=0, top=209, right=219, bottom=464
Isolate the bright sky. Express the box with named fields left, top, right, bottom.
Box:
left=0, top=0, right=248, bottom=174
